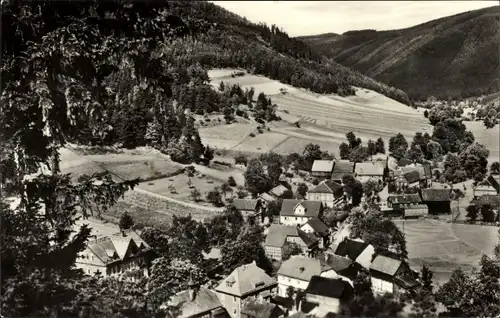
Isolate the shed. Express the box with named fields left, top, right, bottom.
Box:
left=311, top=160, right=335, bottom=177
left=421, top=188, right=451, bottom=214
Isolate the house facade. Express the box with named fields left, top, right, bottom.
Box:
left=354, top=162, right=385, bottom=183
left=299, top=218, right=330, bottom=249
left=276, top=256, right=336, bottom=297
left=311, top=160, right=335, bottom=178
left=264, top=224, right=319, bottom=261
left=279, top=200, right=323, bottom=226
left=306, top=180, right=343, bottom=208
left=421, top=188, right=451, bottom=214
left=232, top=199, right=262, bottom=223
left=370, top=255, right=419, bottom=296
left=75, top=230, right=153, bottom=279
left=387, top=194, right=423, bottom=213
left=215, top=261, right=277, bottom=318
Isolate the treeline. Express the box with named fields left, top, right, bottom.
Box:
left=163, top=1, right=412, bottom=105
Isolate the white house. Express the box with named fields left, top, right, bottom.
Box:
left=369, top=255, right=419, bottom=295
left=279, top=199, right=323, bottom=226
left=300, top=218, right=330, bottom=249
left=75, top=230, right=153, bottom=279
left=333, top=238, right=375, bottom=270
left=306, top=180, right=343, bottom=208
left=276, top=255, right=337, bottom=297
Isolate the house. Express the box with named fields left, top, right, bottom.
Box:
left=75, top=230, right=153, bottom=279
left=474, top=195, right=500, bottom=221
left=264, top=224, right=320, bottom=261
left=300, top=218, right=330, bottom=248
left=420, top=188, right=451, bottom=214
left=279, top=199, right=323, bottom=226
left=311, top=160, right=335, bottom=178
left=473, top=180, right=498, bottom=198
left=167, top=282, right=228, bottom=318
left=331, top=160, right=355, bottom=183
left=387, top=194, right=422, bottom=213
left=241, top=299, right=284, bottom=318
left=276, top=256, right=337, bottom=297
left=319, top=253, right=360, bottom=283
left=354, top=162, right=386, bottom=183
left=233, top=199, right=262, bottom=223
left=401, top=170, right=423, bottom=188
left=304, top=276, right=354, bottom=316
left=215, top=261, right=277, bottom=318
left=397, top=158, right=412, bottom=167
left=333, top=238, right=375, bottom=269
left=306, top=180, right=343, bottom=208
left=403, top=204, right=429, bottom=219
left=269, top=185, right=290, bottom=199
left=369, top=255, right=419, bottom=296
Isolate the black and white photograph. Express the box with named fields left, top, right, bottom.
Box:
left=1, top=0, right=499, bottom=317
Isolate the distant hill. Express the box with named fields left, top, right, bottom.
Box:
left=299, top=6, right=500, bottom=101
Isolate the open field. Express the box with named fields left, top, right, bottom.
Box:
left=232, top=132, right=289, bottom=153
left=394, top=219, right=499, bottom=286
left=208, top=69, right=500, bottom=161
left=199, top=122, right=257, bottom=150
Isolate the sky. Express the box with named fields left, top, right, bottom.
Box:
left=210, top=1, right=498, bottom=37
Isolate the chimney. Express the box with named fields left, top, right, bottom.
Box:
left=121, top=229, right=126, bottom=237
left=299, top=267, right=305, bottom=273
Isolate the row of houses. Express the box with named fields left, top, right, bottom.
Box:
left=311, top=159, right=386, bottom=183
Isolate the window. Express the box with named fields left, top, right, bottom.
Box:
left=233, top=309, right=237, bottom=314
left=233, top=296, right=237, bottom=302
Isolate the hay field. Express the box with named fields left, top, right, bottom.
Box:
left=394, top=219, right=499, bottom=286
left=232, top=132, right=289, bottom=153
left=199, top=123, right=257, bottom=150
left=209, top=69, right=499, bottom=160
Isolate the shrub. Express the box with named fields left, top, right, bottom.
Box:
left=236, top=109, right=244, bottom=117
left=206, top=187, right=224, bottom=207
left=257, top=126, right=264, bottom=134
left=185, top=165, right=196, bottom=177
left=249, top=132, right=256, bottom=137
left=312, top=179, right=320, bottom=185
left=234, top=155, right=248, bottom=166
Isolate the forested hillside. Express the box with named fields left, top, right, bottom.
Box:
left=300, top=6, right=500, bottom=100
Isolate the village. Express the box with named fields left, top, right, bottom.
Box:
left=73, top=146, right=500, bottom=318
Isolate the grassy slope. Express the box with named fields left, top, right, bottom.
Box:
left=299, top=6, right=500, bottom=100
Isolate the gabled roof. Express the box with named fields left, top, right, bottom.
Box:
left=305, top=276, right=354, bottom=300
left=403, top=170, right=422, bottom=184
left=303, top=218, right=329, bottom=237
left=370, top=255, right=402, bottom=276
left=265, top=224, right=319, bottom=248
left=278, top=256, right=331, bottom=281
left=355, top=162, right=385, bottom=176
left=86, top=230, right=148, bottom=265
left=233, top=199, right=259, bottom=211
left=215, top=261, right=276, bottom=297
left=307, top=180, right=342, bottom=194
left=421, top=189, right=451, bottom=202
left=388, top=194, right=422, bottom=204
left=241, top=299, right=283, bottom=318
left=397, top=158, right=412, bottom=167
left=320, top=254, right=354, bottom=273
left=487, top=175, right=500, bottom=193
left=311, top=160, right=335, bottom=173
left=333, top=160, right=355, bottom=173
left=280, top=199, right=322, bottom=217
left=269, top=185, right=289, bottom=197
left=168, top=288, right=222, bottom=318
left=334, top=239, right=369, bottom=261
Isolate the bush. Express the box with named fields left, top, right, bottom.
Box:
left=236, top=187, right=248, bottom=199
left=234, top=155, right=248, bottom=166
left=257, top=126, right=264, bottom=134
left=185, top=165, right=196, bottom=177
left=312, top=179, right=320, bottom=185
left=249, top=132, right=256, bottom=137
left=236, top=109, right=244, bottom=117
left=206, top=187, right=224, bottom=207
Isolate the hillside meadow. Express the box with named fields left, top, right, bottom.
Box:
left=206, top=69, right=499, bottom=160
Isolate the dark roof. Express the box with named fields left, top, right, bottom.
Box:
left=297, top=229, right=320, bottom=247
left=421, top=189, right=451, bottom=202
left=475, top=195, right=500, bottom=208
left=487, top=175, right=500, bottom=193
left=305, top=276, right=354, bottom=300
left=232, top=199, right=258, bottom=211
left=304, top=218, right=329, bottom=237
left=388, top=194, right=422, bottom=204
left=307, top=180, right=342, bottom=194
left=331, top=171, right=355, bottom=181
left=397, top=158, right=412, bottom=167
left=333, top=160, right=355, bottom=173
left=241, top=300, right=283, bottom=318
left=335, top=239, right=369, bottom=261
left=320, top=254, right=353, bottom=272
left=280, top=199, right=322, bottom=217
left=270, top=295, right=294, bottom=310
left=394, top=273, right=420, bottom=289
left=403, top=170, right=421, bottom=183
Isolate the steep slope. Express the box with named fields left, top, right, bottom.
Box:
left=299, top=6, right=500, bottom=100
